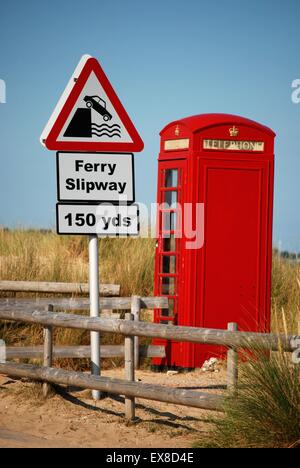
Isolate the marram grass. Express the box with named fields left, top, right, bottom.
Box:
left=0, top=228, right=155, bottom=296
left=0, top=229, right=155, bottom=369
left=0, top=229, right=299, bottom=372
left=195, top=348, right=300, bottom=448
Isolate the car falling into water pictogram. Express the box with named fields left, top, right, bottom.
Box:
left=83, top=95, right=113, bottom=121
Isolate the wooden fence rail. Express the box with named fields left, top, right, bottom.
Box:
left=0, top=297, right=168, bottom=311
left=0, top=361, right=223, bottom=412
left=0, top=307, right=298, bottom=352
left=6, top=345, right=166, bottom=359
left=0, top=280, right=120, bottom=296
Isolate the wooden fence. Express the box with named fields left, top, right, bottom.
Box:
left=0, top=299, right=299, bottom=420
left=0, top=295, right=168, bottom=370
left=0, top=280, right=120, bottom=296
left=0, top=301, right=297, bottom=351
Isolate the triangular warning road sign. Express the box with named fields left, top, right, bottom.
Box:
left=40, top=55, right=144, bottom=152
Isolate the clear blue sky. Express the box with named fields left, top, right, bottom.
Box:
left=0, top=0, right=300, bottom=251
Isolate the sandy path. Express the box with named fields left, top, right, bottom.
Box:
left=0, top=367, right=226, bottom=448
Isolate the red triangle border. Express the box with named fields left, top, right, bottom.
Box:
left=45, top=58, right=144, bottom=153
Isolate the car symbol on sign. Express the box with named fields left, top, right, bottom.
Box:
left=83, top=95, right=113, bottom=121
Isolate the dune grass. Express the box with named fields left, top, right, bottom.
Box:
left=0, top=228, right=155, bottom=296
left=0, top=228, right=155, bottom=369
left=196, top=258, right=300, bottom=449
left=0, top=229, right=299, bottom=445
left=195, top=347, right=300, bottom=448
left=271, top=252, right=300, bottom=334
left=0, top=228, right=299, bottom=369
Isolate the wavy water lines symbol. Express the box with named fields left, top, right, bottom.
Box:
left=91, top=123, right=121, bottom=138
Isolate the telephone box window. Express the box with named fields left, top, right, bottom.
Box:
left=170, top=212, right=177, bottom=231
left=168, top=298, right=175, bottom=314
left=162, top=277, right=176, bottom=295
left=163, top=255, right=176, bottom=274
left=162, top=211, right=177, bottom=232
left=160, top=300, right=175, bottom=324
left=163, top=236, right=176, bottom=252
left=165, top=169, right=178, bottom=188
left=164, top=190, right=177, bottom=205
left=161, top=308, right=173, bottom=317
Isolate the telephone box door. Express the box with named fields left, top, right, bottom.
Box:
left=193, top=156, right=273, bottom=366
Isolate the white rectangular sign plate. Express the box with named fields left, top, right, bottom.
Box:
left=56, top=203, right=139, bottom=236
left=164, top=139, right=189, bottom=151
left=57, top=152, right=134, bottom=203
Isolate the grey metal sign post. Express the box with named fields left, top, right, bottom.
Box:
left=89, top=234, right=101, bottom=400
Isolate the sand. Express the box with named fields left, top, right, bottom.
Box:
left=0, top=367, right=226, bottom=448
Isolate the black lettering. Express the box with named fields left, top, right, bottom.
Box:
left=123, top=217, right=131, bottom=227
left=112, top=215, right=121, bottom=227
left=84, top=163, right=93, bottom=172
left=86, top=213, right=96, bottom=226
left=75, top=160, right=84, bottom=171
left=108, top=164, right=116, bottom=175
left=65, top=178, right=75, bottom=190
left=101, top=217, right=110, bottom=231
left=95, top=181, right=108, bottom=191
left=109, top=182, right=118, bottom=191
left=86, top=181, right=95, bottom=193
left=118, top=183, right=126, bottom=194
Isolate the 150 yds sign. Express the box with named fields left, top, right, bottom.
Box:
left=56, top=203, right=139, bottom=235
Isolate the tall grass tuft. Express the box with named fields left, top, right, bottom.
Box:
left=196, top=348, right=300, bottom=448
left=0, top=228, right=155, bottom=296
left=271, top=252, right=300, bottom=334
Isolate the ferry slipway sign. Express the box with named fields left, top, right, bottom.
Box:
left=57, top=152, right=135, bottom=203
left=56, top=151, right=138, bottom=236
left=40, top=54, right=144, bottom=152
left=41, top=55, right=142, bottom=400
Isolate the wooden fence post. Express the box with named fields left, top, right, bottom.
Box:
left=227, top=322, right=238, bottom=394
left=125, top=312, right=135, bottom=421
left=131, top=296, right=141, bottom=370
left=43, top=305, right=53, bottom=398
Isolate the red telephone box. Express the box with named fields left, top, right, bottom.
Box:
left=153, top=114, right=275, bottom=370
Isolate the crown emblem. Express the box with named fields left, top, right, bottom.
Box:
left=175, top=125, right=180, bottom=136
left=229, top=126, right=239, bottom=137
